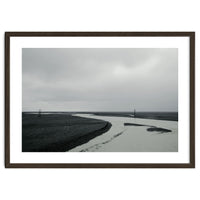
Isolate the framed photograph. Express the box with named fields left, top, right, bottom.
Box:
left=5, top=32, right=195, bottom=168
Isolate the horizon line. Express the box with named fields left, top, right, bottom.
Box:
left=22, top=110, right=178, bottom=113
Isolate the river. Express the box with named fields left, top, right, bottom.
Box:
left=70, top=114, right=178, bottom=152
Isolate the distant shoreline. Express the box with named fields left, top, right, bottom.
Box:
left=93, top=112, right=178, bottom=121
left=23, top=111, right=178, bottom=122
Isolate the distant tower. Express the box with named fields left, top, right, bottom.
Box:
left=134, top=108, right=136, bottom=117
left=38, top=109, right=41, bottom=117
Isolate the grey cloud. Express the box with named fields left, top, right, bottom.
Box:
left=22, top=48, right=178, bottom=111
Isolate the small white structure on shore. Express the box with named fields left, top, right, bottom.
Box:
left=134, top=109, right=136, bottom=117
left=130, top=108, right=136, bottom=118
left=38, top=109, right=42, bottom=117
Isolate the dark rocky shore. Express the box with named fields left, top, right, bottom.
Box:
left=22, top=113, right=111, bottom=152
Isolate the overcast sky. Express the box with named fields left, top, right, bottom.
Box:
left=22, top=48, right=178, bottom=112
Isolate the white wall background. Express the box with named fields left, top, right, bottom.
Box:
left=0, top=0, right=199, bottom=200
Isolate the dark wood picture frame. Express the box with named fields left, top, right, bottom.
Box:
left=5, top=32, right=195, bottom=168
